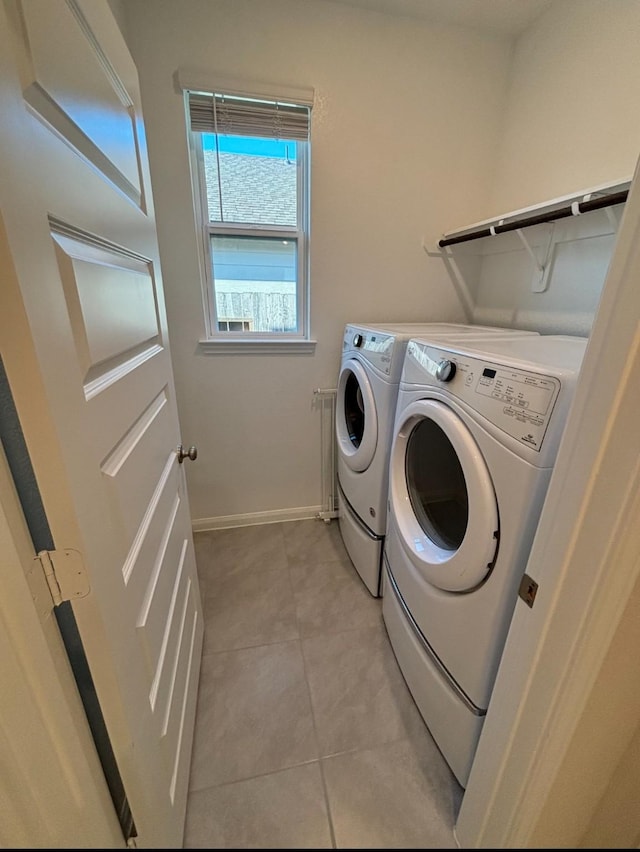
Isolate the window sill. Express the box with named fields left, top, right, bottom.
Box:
left=198, top=338, right=317, bottom=355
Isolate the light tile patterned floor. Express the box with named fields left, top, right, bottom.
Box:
left=184, top=518, right=463, bottom=849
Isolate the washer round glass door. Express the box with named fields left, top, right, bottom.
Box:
left=336, top=358, right=378, bottom=472
left=390, top=398, right=498, bottom=591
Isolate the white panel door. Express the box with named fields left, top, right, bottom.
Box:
left=0, top=1, right=203, bottom=846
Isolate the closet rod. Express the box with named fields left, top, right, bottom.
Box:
left=438, top=189, right=629, bottom=248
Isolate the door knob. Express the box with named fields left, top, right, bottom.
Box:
left=177, top=443, right=198, bottom=463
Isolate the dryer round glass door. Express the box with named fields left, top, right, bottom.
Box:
left=390, top=399, right=498, bottom=591
left=336, top=359, right=378, bottom=472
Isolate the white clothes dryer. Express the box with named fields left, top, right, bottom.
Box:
left=382, top=334, right=588, bottom=787
left=336, top=322, right=539, bottom=597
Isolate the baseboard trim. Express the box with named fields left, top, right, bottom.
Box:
left=192, top=505, right=330, bottom=532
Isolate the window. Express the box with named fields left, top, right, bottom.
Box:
left=184, top=81, right=313, bottom=350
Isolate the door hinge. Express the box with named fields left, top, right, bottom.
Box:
left=33, top=549, right=90, bottom=607
left=518, top=572, right=539, bottom=608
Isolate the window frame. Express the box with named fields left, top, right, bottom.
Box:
left=184, top=86, right=314, bottom=353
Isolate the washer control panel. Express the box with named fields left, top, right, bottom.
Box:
left=344, top=328, right=395, bottom=375
left=405, top=341, right=561, bottom=451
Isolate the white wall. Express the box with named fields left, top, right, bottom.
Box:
left=464, top=0, right=640, bottom=336
left=490, top=0, right=640, bottom=213
left=119, top=0, right=512, bottom=524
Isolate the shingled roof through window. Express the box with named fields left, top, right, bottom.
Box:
left=204, top=150, right=297, bottom=226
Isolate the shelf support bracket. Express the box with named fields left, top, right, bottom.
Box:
left=515, top=224, right=555, bottom=293
left=605, top=205, right=621, bottom=232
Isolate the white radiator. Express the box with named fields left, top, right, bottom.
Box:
left=313, top=387, right=339, bottom=522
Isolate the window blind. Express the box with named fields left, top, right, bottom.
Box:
left=188, top=92, right=310, bottom=141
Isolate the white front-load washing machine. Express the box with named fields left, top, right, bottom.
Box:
left=336, top=322, right=539, bottom=597
left=382, top=334, right=588, bottom=787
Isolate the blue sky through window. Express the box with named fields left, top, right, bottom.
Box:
left=203, top=133, right=296, bottom=160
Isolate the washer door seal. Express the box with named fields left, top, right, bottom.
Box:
left=390, top=398, right=498, bottom=591
left=336, top=358, right=378, bottom=472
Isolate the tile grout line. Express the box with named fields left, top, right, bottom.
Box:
left=187, top=755, right=326, bottom=797
left=298, top=633, right=339, bottom=851
left=284, top=527, right=339, bottom=850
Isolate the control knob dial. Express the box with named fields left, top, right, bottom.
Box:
left=435, top=359, right=456, bottom=382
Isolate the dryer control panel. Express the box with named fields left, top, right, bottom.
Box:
left=469, top=362, right=560, bottom=450
left=404, top=341, right=562, bottom=452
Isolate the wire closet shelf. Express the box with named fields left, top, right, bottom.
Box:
left=437, top=181, right=630, bottom=249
